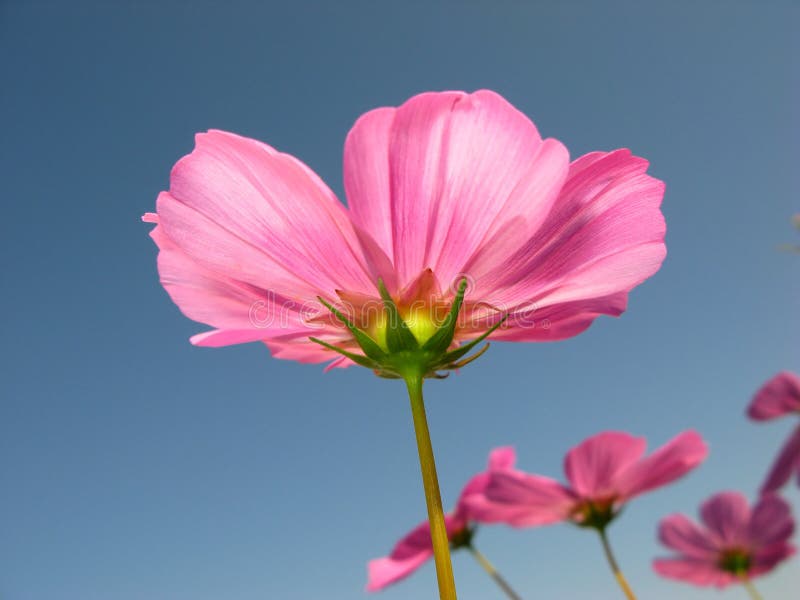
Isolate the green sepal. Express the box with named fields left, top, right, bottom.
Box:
left=309, top=337, right=381, bottom=370
left=317, top=296, right=387, bottom=362
left=375, top=371, right=402, bottom=379
left=421, top=278, right=467, bottom=354
left=433, top=314, right=507, bottom=367
left=443, top=343, right=490, bottom=370
left=377, top=278, right=419, bottom=352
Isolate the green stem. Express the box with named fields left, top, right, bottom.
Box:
left=466, top=544, right=523, bottom=600
left=740, top=575, right=763, bottom=600
left=597, top=528, right=637, bottom=600
left=405, top=373, right=457, bottom=600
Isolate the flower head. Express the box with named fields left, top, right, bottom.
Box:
left=476, top=431, right=707, bottom=529
left=366, top=447, right=516, bottom=591
left=144, top=90, right=666, bottom=375
left=653, top=492, right=796, bottom=587
left=747, top=371, right=800, bottom=494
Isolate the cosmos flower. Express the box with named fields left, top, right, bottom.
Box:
left=747, top=371, right=800, bottom=494
left=143, top=89, right=666, bottom=375
left=144, top=90, right=669, bottom=600
left=478, top=431, right=708, bottom=529
left=367, top=447, right=517, bottom=591
left=653, top=492, right=796, bottom=587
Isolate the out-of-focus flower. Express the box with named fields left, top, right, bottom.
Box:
left=143, top=90, right=666, bottom=376
left=747, top=371, right=800, bottom=494
left=653, top=492, right=796, bottom=587
left=367, top=447, right=516, bottom=591
left=781, top=214, right=800, bottom=253
left=477, top=431, right=707, bottom=529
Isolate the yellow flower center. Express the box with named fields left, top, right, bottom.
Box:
left=368, top=300, right=446, bottom=351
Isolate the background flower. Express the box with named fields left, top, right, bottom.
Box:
left=653, top=492, right=796, bottom=587
left=480, top=431, right=708, bottom=528
left=747, top=371, right=800, bottom=493
left=367, top=447, right=516, bottom=591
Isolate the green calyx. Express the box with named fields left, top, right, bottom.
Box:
left=719, top=549, right=751, bottom=576
left=448, top=525, right=475, bottom=551
left=572, top=499, right=619, bottom=531
left=310, top=278, right=506, bottom=379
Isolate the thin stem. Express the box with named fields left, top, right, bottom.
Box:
left=740, top=575, right=763, bottom=600
left=405, top=374, right=457, bottom=600
left=597, top=528, right=637, bottom=600
left=467, top=544, right=523, bottom=600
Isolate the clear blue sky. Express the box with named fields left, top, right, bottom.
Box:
left=1, top=2, right=798, bottom=599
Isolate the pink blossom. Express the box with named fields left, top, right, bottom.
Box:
left=747, top=371, right=800, bottom=493
left=366, top=447, right=516, bottom=591
left=653, top=492, right=796, bottom=587
left=143, top=90, right=666, bottom=370
left=477, top=431, right=708, bottom=529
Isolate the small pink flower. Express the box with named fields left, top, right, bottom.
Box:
left=144, top=90, right=666, bottom=372
left=653, top=492, right=796, bottom=587
left=366, top=447, right=516, bottom=591
left=747, top=371, right=800, bottom=494
left=478, top=431, right=707, bottom=529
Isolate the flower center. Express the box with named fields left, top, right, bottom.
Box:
left=368, top=298, right=447, bottom=351
left=571, top=497, right=618, bottom=530
left=332, top=269, right=456, bottom=352
left=719, top=548, right=751, bottom=575
left=448, top=526, right=474, bottom=550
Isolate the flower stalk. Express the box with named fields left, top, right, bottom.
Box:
left=405, top=373, right=457, bottom=600
left=314, top=277, right=509, bottom=600
left=597, top=527, right=637, bottom=600
left=740, top=575, right=763, bottom=600
left=465, top=543, right=523, bottom=600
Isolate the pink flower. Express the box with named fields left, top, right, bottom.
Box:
left=653, top=492, right=796, bottom=587
left=747, top=371, right=800, bottom=494
left=477, top=431, right=708, bottom=529
left=143, top=90, right=666, bottom=371
left=366, top=447, right=516, bottom=591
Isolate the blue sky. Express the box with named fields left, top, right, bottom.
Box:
left=1, top=2, right=798, bottom=599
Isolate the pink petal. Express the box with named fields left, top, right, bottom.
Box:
left=487, top=446, right=517, bottom=471
left=344, top=107, right=396, bottom=262
left=156, top=191, right=317, bottom=299
left=699, top=492, right=751, bottom=547
left=752, top=541, right=797, bottom=574
left=614, top=430, right=708, bottom=501
left=456, top=447, right=518, bottom=522
left=563, top=431, right=647, bottom=498
left=366, top=553, right=433, bottom=592
left=344, top=90, right=569, bottom=290
left=483, top=471, right=576, bottom=527
left=748, top=371, right=800, bottom=420
left=657, top=514, right=719, bottom=559
left=468, top=150, right=666, bottom=331
left=264, top=337, right=353, bottom=366
left=748, top=494, right=795, bottom=548
left=760, top=425, right=800, bottom=494
left=366, top=513, right=465, bottom=591
left=159, top=130, right=375, bottom=300
left=457, top=447, right=517, bottom=500
left=190, top=329, right=280, bottom=347
left=492, top=292, right=629, bottom=342
left=147, top=221, right=321, bottom=347
left=652, top=557, right=735, bottom=587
